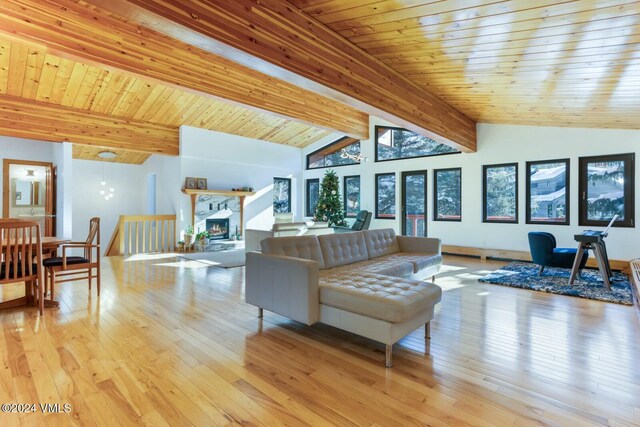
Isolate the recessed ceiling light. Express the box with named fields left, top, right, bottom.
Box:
left=98, top=151, right=117, bottom=159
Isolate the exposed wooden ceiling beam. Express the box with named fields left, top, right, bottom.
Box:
left=0, top=0, right=369, bottom=140
left=0, top=95, right=178, bottom=154
left=92, top=0, right=477, bottom=152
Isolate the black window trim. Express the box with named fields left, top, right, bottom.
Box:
left=482, top=162, right=519, bottom=224
left=273, top=177, right=292, bottom=214
left=305, top=178, right=319, bottom=217
left=525, top=158, right=570, bottom=226
left=343, top=175, right=360, bottom=218
left=375, top=172, right=396, bottom=220
left=578, top=152, right=635, bottom=228
left=306, top=136, right=361, bottom=170
left=374, top=125, right=461, bottom=163
left=433, top=167, right=462, bottom=222
left=401, top=169, right=428, bottom=237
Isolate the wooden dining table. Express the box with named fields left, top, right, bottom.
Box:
left=0, top=236, right=70, bottom=310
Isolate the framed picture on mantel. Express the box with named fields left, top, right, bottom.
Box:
left=197, top=178, right=208, bottom=190
left=185, top=177, right=197, bottom=189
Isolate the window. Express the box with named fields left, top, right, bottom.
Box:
left=307, top=137, right=361, bottom=169
left=483, top=163, right=518, bottom=223
left=579, top=153, right=634, bottom=227
left=273, top=177, right=291, bottom=213
left=434, top=168, right=461, bottom=221
left=375, top=173, right=396, bottom=219
left=375, top=126, right=459, bottom=162
left=306, top=178, right=319, bottom=217
left=343, top=175, right=360, bottom=218
left=526, top=159, right=569, bottom=225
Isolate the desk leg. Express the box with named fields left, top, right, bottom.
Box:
left=593, top=243, right=612, bottom=291
left=569, top=243, right=586, bottom=285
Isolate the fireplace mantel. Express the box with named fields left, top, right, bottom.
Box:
left=182, top=188, right=256, bottom=236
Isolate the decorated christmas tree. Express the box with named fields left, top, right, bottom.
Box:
left=314, top=170, right=347, bottom=227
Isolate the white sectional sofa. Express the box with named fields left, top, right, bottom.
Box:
left=245, top=228, right=443, bottom=367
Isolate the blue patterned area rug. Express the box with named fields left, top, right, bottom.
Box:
left=478, top=262, right=633, bottom=305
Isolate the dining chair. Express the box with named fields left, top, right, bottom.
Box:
left=0, top=219, right=45, bottom=315
left=43, top=217, right=100, bottom=299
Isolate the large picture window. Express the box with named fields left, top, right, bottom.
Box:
left=343, top=175, right=360, bottom=218
left=526, top=159, right=569, bottom=225
left=273, top=177, right=291, bottom=213
left=307, top=137, right=361, bottom=169
left=375, top=173, right=396, bottom=219
left=579, top=153, right=634, bottom=227
left=483, top=163, right=518, bottom=223
left=306, top=178, right=319, bottom=217
left=434, top=168, right=461, bottom=221
left=375, top=126, right=459, bottom=162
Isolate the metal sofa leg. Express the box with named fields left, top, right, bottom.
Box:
left=258, top=308, right=263, bottom=318
left=385, top=344, right=393, bottom=368
left=432, top=275, right=436, bottom=283
left=538, top=265, right=545, bottom=277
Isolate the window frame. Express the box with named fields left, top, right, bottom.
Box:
left=578, top=153, right=635, bottom=228
left=401, top=170, right=428, bottom=237
left=375, top=172, right=396, bottom=220
left=525, top=158, right=570, bottom=226
left=306, top=136, right=361, bottom=170
left=433, top=167, right=462, bottom=222
left=273, top=177, right=292, bottom=214
left=343, top=175, right=361, bottom=218
left=374, top=125, right=460, bottom=163
left=482, top=162, right=519, bottom=224
left=305, top=178, right=319, bottom=217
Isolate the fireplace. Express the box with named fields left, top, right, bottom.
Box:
left=206, top=218, right=230, bottom=240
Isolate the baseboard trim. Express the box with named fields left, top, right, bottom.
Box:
left=442, top=244, right=630, bottom=272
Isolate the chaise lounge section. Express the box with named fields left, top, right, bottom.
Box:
left=245, top=228, right=443, bottom=367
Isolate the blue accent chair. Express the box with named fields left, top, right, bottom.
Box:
left=528, top=232, right=588, bottom=276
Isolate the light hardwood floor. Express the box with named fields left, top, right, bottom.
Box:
left=0, top=254, right=639, bottom=426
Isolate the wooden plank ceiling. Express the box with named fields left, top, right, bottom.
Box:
left=90, top=0, right=477, bottom=152
left=0, top=35, right=340, bottom=162
left=0, top=0, right=375, bottom=163
left=289, top=0, right=640, bottom=129
left=72, top=145, right=151, bottom=165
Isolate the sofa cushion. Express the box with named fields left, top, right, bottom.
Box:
left=376, top=253, right=443, bottom=275
left=318, top=271, right=442, bottom=323
left=318, top=232, right=369, bottom=269
left=357, top=259, right=415, bottom=277
left=323, top=258, right=414, bottom=278
left=363, top=229, right=400, bottom=259
left=261, top=235, right=326, bottom=269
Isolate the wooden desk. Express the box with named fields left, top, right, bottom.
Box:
left=0, top=236, right=70, bottom=309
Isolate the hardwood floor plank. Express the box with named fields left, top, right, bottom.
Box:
left=0, top=255, right=638, bottom=426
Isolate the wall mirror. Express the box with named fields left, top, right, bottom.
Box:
left=13, top=178, right=45, bottom=206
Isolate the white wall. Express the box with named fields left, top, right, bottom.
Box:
left=178, top=126, right=303, bottom=236
left=303, top=119, right=640, bottom=260
left=71, top=159, right=148, bottom=253
left=52, top=142, right=73, bottom=239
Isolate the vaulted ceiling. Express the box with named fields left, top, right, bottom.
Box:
left=291, top=0, right=640, bottom=129
left=0, top=0, right=637, bottom=164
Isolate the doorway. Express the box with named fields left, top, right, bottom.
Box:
left=2, top=159, right=56, bottom=236
left=401, top=170, right=428, bottom=237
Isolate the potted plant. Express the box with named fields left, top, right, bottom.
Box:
left=195, top=230, right=210, bottom=245
left=177, top=240, right=185, bottom=252
left=184, top=226, right=194, bottom=246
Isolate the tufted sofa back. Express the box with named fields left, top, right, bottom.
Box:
left=261, top=235, right=326, bottom=269
left=363, top=228, right=400, bottom=259
left=317, top=232, right=369, bottom=269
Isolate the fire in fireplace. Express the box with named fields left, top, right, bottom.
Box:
left=206, top=218, right=230, bottom=240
